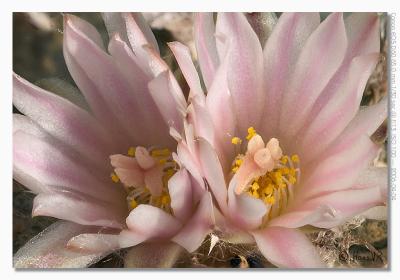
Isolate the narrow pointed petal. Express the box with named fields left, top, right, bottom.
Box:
left=102, top=12, right=129, bottom=44
left=64, top=14, right=148, bottom=146
left=33, top=192, right=125, bottom=229
left=172, top=192, right=215, bottom=252
left=168, top=169, right=193, bottom=221
left=67, top=233, right=120, bottom=254
left=252, top=227, right=324, bottom=268
left=13, top=131, right=124, bottom=202
left=298, top=136, right=379, bottom=199
left=124, top=13, right=159, bottom=54
left=216, top=12, right=265, bottom=134
left=124, top=242, right=183, bottom=268
left=13, top=222, right=108, bottom=268
left=279, top=13, right=347, bottom=137
left=261, top=13, right=320, bottom=137
left=13, top=73, right=113, bottom=169
left=227, top=175, right=268, bottom=230
left=293, top=186, right=384, bottom=228
left=168, top=41, right=204, bottom=99
left=108, top=34, right=174, bottom=146
left=120, top=205, right=182, bottom=248
left=300, top=53, right=379, bottom=160
left=197, top=138, right=228, bottom=214
left=194, top=12, right=220, bottom=90
left=148, top=71, right=185, bottom=134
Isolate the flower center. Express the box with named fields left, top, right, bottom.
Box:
left=110, top=146, right=177, bottom=213
left=231, top=127, right=300, bottom=217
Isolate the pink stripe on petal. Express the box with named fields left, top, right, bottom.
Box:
left=172, top=192, right=215, bottom=252
left=252, top=227, right=324, bottom=268
left=14, top=131, right=124, bottom=203
left=300, top=53, right=379, bottom=162
left=120, top=205, right=182, bottom=248
left=33, top=192, right=125, bottom=229
left=13, top=74, right=113, bottom=170
left=279, top=13, right=347, bottom=138
left=216, top=13, right=265, bottom=134
left=194, top=13, right=220, bottom=90
left=261, top=12, right=320, bottom=138
left=298, top=136, right=378, bottom=200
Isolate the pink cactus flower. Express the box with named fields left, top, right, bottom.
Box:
left=174, top=12, right=388, bottom=268
left=13, top=13, right=214, bottom=268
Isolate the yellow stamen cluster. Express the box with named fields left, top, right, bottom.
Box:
left=231, top=156, right=244, bottom=173
left=127, top=146, right=136, bottom=157
left=231, top=137, right=242, bottom=145
left=247, top=155, right=299, bottom=205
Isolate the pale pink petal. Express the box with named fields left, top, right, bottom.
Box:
left=293, top=186, right=384, bottom=228
left=13, top=131, right=125, bottom=203
left=120, top=205, right=182, bottom=248
left=300, top=53, right=379, bottom=161
left=187, top=98, right=215, bottom=150
left=172, top=192, right=215, bottom=252
left=102, top=12, right=129, bottom=43
left=114, top=168, right=144, bottom=188
left=148, top=70, right=185, bottom=134
left=168, top=169, right=193, bottom=221
left=13, top=73, right=113, bottom=170
left=194, top=12, right=220, bottom=90
left=67, top=233, right=120, bottom=254
left=168, top=41, right=204, bottom=99
left=13, top=166, right=48, bottom=194
left=297, top=136, right=379, bottom=200
left=124, top=242, right=183, bottom=268
left=345, top=13, right=380, bottom=60
left=108, top=34, right=174, bottom=147
left=302, top=13, right=380, bottom=141
left=176, top=141, right=206, bottom=201
left=215, top=12, right=264, bottom=134
left=124, top=13, right=159, bottom=54
left=352, top=166, right=388, bottom=203
left=279, top=13, right=347, bottom=139
left=13, top=114, right=45, bottom=137
left=260, top=13, right=320, bottom=138
left=64, top=14, right=149, bottom=147
left=252, top=227, right=324, bottom=268
left=197, top=138, right=229, bottom=214
left=267, top=205, right=337, bottom=228
left=144, top=165, right=164, bottom=197
left=33, top=192, right=125, bottom=229
left=205, top=45, right=236, bottom=167
left=13, top=221, right=108, bottom=268
left=227, top=175, right=268, bottom=230
left=359, top=206, right=387, bottom=220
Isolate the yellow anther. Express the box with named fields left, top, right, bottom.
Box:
left=151, top=148, right=171, bottom=157
left=280, top=156, right=288, bottom=164
left=288, top=176, right=297, bottom=185
left=127, top=147, right=136, bottom=157
left=159, top=158, right=167, bottom=165
left=251, top=181, right=260, bottom=191
left=235, top=158, right=243, bottom=167
left=231, top=137, right=242, bottom=145
left=281, top=167, right=290, bottom=175
left=265, top=184, right=274, bottom=195
left=161, top=194, right=170, bottom=206
left=111, top=172, right=120, bottom=183
left=129, top=198, right=138, bottom=209
left=232, top=166, right=239, bottom=173
left=291, top=154, right=299, bottom=163
left=252, top=191, right=260, bottom=199
left=265, top=196, right=275, bottom=205
left=246, top=127, right=257, bottom=140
